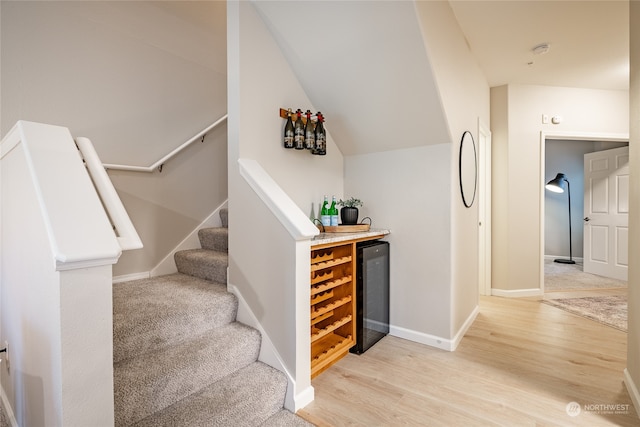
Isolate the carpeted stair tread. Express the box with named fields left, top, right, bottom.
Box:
left=198, top=227, right=228, bottom=251
left=114, top=207, right=309, bottom=426
left=114, top=322, right=261, bottom=427
left=261, top=409, right=315, bottom=427
left=132, top=362, right=299, bottom=427
left=175, top=248, right=228, bottom=283
left=113, top=273, right=237, bottom=363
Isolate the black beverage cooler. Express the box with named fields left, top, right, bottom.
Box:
left=350, top=240, right=390, bottom=354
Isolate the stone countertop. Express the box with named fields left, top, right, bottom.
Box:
left=311, top=228, right=390, bottom=246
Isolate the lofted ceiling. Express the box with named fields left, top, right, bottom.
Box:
left=449, top=0, right=629, bottom=91
left=253, top=0, right=450, bottom=156
left=251, top=0, right=628, bottom=157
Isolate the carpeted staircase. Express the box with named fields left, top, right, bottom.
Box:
left=113, top=208, right=313, bottom=426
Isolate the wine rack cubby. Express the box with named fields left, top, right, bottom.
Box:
left=310, top=241, right=356, bottom=378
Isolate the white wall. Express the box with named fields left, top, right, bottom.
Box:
left=1, top=1, right=228, bottom=277
left=491, top=84, right=629, bottom=293
left=626, top=0, right=640, bottom=414
left=252, top=0, right=449, bottom=157
left=343, top=1, right=489, bottom=348
left=233, top=5, right=343, bottom=211
left=0, top=1, right=226, bottom=162
left=415, top=0, right=489, bottom=338
left=345, top=145, right=452, bottom=341
left=228, top=1, right=344, bottom=409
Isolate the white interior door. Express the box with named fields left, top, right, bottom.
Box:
left=478, top=120, right=492, bottom=296
left=583, top=146, right=629, bottom=281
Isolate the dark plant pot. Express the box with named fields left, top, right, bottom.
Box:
left=340, top=207, right=359, bottom=225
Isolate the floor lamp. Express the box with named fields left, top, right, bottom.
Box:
left=545, top=173, right=576, bottom=264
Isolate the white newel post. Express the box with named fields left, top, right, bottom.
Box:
left=1, top=121, right=123, bottom=426
left=59, top=267, right=115, bottom=426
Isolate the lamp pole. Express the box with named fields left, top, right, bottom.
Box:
left=565, top=178, right=573, bottom=262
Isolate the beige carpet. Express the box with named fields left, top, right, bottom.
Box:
left=542, top=295, right=627, bottom=332
left=544, top=259, right=627, bottom=291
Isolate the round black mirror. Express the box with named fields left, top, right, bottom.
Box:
left=459, top=131, right=477, bottom=208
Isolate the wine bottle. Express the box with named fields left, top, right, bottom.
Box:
left=329, top=196, right=339, bottom=226
left=283, top=109, right=294, bottom=149
left=294, top=108, right=305, bottom=150
left=304, top=110, right=315, bottom=150
left=314, top=112, right=326, bottom=155
left=320, top=195, right=330, bottom=226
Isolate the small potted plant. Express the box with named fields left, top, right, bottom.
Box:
left=337, top=197, right=363, bottom=225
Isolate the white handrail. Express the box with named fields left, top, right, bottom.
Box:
left=238, top=158, right=319, bottom=241
left=102, top=114, right=228, bottom=172
left=76, top=137, right=143, bottom=251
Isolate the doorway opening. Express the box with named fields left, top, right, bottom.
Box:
left=541, top=133, right=628, bottom=295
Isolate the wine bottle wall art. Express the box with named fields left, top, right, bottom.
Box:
left=280, top=108, right=326, bottom=156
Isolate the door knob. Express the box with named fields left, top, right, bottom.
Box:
left=584, top=217, right=591, bottom=222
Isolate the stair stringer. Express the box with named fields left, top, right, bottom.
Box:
left=227, top=279, right=315, bottom=413
left=150, top=201, right=228, bottom=277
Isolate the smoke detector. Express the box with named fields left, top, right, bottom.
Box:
left=532, top=43, right=551, bottom=55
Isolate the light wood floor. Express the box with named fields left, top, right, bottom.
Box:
left=298, top=290, right=637, bottom=426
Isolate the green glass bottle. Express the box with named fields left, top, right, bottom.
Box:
left=320, top=195, right=330, bottom=226
left=329, top=196, right=339, bottom=226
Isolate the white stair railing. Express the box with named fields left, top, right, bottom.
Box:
left=76, top=137, right=143, bottom=251
left=102, top=115, right=228, bottom=172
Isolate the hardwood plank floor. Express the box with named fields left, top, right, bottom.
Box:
left=298, top=293, right=637, bottom=426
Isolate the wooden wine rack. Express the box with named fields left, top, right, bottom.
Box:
left=310, top=241, right=357, bottom=378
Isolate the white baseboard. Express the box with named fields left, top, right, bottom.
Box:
left=112, top=271, right=150, bottom=284
left=491, top=288, right=543, bottom=298
left=624, top=368, right=640, bottom=417
left=227, top=281, right=313, bottom=412
left=451, top=304, right=480, bottom=351
left=390, top=304, right=479, bottom=352
left=390, top=325, right=452, bottom=351
left=1, top=381, right=18, bottom=427
left=150, top=202, right=227, bottom=277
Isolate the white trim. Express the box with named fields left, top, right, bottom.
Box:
left=389, top=306, right=478, bottom=352
left=624, top=368, right=640, bottom=418
left=451, top=304, right=480, bottom=351
left=150, top=202, right=228, bottom=277
left=390, top=325, right=452, bottom=351
left=538, top=131, right=630, bottom=293
left=478, top=118, right=492, bottom=296
left=7, top=121, right=123, bottom=270
left=491, top=288, right=543, bottom=298
left=1, top=381, right=18, bottom=427
left=238, top=158, right=319, bottom=241
left=56, top=256, right=121, bottom=271
left=76, top=137, right=143, bottom=251
left=0, top=123, right=21, bottom=159
left=112, top=271, right=150, bottom=284
left=227, top=282, right=314, bottom=412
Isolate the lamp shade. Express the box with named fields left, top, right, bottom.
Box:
left=546, top=173, right=567, bottom=193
